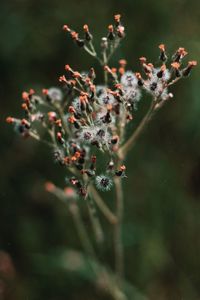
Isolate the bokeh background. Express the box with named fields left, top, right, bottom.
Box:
left=0, top=0, right=200, bottom=299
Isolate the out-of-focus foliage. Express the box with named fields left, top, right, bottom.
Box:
left=0, top=0, right=200, bottom=299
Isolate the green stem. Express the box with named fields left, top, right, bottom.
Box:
left=56, top=105, right=70, bottom=135
left=103, top=49, right=108, bottom=85
left=113, top=175, right=124, bottom=280
left=86, top=195, right=104, bottom=245
left=28, top=131, right=54, bottom=148
left=69, top=202, right=96, bottom=259
left=119, top=101, right=156, bottom=160
left=89, top=185, right=117, bottom=225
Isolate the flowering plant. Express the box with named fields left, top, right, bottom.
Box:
left=6, top=14, right=197, bottom=299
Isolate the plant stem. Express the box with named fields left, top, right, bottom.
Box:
left=86, top=195, right=104, bottom=245
left=103, top=50, right=108, bottom=85
left=112, top=102, right=128, bottom=280
left=29, top=131, right=54, bottom=148
left=119, top=101, right=156, bottom=160
left=56, top=105, right=70, bottom=135
left=69, top=202, right=96, bottom=259
left=84, top=45, right=103, bottom=65
left=107, top=38, right=120, bottom=62
left=89, top=185, right=117, bottom=225
left=113, top=175, right=124, bottom=280
left=51, top=187, right=96, bottom=260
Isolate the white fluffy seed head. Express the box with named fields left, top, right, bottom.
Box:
left=121, top=71, right=138, bottom=87
left=72, top=97, right=81, bottom=113
left=123, top=86, right=142, bottom=110
left=78, top=125, right=111, bottom=147
left=98, top=90, right=115, bottom=105
left=96, top=85, right=106, bottom=96
left=47, top=87, right=63, bottom=102
left=95, top=175, right=113, bottom=191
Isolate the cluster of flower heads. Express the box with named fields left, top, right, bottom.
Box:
left=6, top=14, right=197, bottom=198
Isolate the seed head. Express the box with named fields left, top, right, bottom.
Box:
left=95, top=175, right=113, bottom=191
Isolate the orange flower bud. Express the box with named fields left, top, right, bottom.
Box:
left=114, top=14, right=121, bottom=23
left=188, top=60, right=197, bottom=67
left=63, top=24, right=70, bottom=32
left=118, top=67, right=125, bottom=75
left=64, top=187, right=76, bottom=197
left=119, top=59, right=127, bottom=67
left=171, top=62, right=180, bottom=69
left=59, top=75, right=67, bottom=83
left=6, top=116, right=14, bottom=124
left=83, top=24, right=89, bottom=32
left=22, top=91, right=29, bottom=101
left=42, top=88, right=48, bottom=95
left=158, top=44, right=165, bottom=52
left=45, top=182, right=55, bottom=192
left=108, top=25, right=114, bottom=32
left=139, top=57, right=147, bottom=64
left=120, top=165, right=126, bottom=171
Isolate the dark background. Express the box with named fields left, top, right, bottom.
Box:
left=0, top=0, right=200, bottom=299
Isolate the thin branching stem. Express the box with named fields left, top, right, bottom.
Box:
left=69, top=202, right=96, bottom=259
left=86, top=194, right=104, bottom=245
left=84, top=45, right=103, bottom=65
left=119, top=100, right=157, bottom=160
left=107, top=39, right=121, bottom=62
left=56, top=105, right=70, bottom=135
left=29, top=131, right=55, bottom=148
left=89, top=185, right=118, bottom=224
left=113, top=175, right=124, bottom=280
left=113, top=108, right=127, bottom=280
left=102, top=49, right=108, bottom=85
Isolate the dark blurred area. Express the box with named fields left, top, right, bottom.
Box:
left=0, top=0, right=200, bottom=299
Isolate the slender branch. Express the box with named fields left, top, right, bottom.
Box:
left=89, top=185, right=118, bottom=225
left=88, top=41, right=97, bottom=56
left=102, top=49, right=108, bottom=85
left=113, top=176, right=124, bottom=280
left=84, top=45, right=96, bottom=57
left=167, top=77, right=181, bottom=87
left=112, top=100, right=162, bottom=279
left=111, top=101, right=128, bottom=281
left=119, top=101, right=156, bottom=160
left=69, top=202, right=96, bottom=259
left=28, top=131, right=55, bottom=148
left=84, top=45, right=103, bottom=65
left=86, top=195, right=104, bottom=245
left=56, top=105, right=70, bottom=135
left=107, top=38, right=121, bottom=62
left=50, top=187, right=96, bottom=260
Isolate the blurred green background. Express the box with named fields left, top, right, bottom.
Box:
left=0, top=0, right=200, bottom=299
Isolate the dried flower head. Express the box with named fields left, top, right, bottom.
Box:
left=6, top=14, right=197, bottom=198
left=95, top=175, right=113, bottom=191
